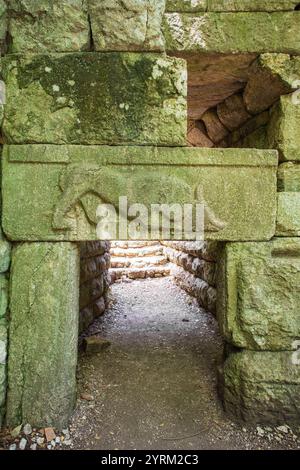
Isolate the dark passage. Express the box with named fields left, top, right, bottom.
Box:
left=70, top=278, right=299, bottom=450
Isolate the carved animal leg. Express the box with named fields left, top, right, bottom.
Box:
left=52, top=183, right=93, bottom=230
left=196, top=185, right=227, bottom=233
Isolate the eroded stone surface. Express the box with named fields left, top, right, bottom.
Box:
left=166, top=0, right=207, bottom=11
left=244, top=54, right=300, bottom=114
left=209, top=1, right=300, bottom=11
left=2, top=145, right=277, bottom=242
left=268, top=95, right=300, bottom=161
left=222, top=350, right=300, bottom=423
left=217, top=238, right=300, bottom=350
left=278, top=162, right=300, bottom=192
left=3, top=52, right=186, bottom=145
left=276, top=193, right=300, bottom=236
left=163, top=12, right=300, bottom=54
left=0, top=0, right=7, bottom=54
left=7, top=0, right=90, bottom=52
left=89, top=0, right=165, bottom=51
left=6, top=243, right=79, bottom=428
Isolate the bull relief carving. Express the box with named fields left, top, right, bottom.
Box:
left=52, top=164, right=227, bottom=235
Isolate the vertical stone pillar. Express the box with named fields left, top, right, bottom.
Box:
left=6, top=242, right=80, bottom=429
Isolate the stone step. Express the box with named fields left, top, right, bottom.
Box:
left=110, top=265, right=171, bottom=281
left=110, top=245, right=163, bottom=258
left=110, top=241, right=159, bottom=249
left=111, top=255, right=168, bottom=269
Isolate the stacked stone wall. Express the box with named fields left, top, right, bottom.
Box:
left=79, top=241, right=111, bottom=334
left=162, top=241, right=221, bottom=314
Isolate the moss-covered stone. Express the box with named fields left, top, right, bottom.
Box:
left=2, top=145, right=277, bottom=242
left=163, top=12, right=300, bottom=54
left=217, top=239, right=300, bottom=350
left=0, top=275, right=8, bottom=320
left=276, top=193, right=300, bottom=236
left=244, top=54, right=300, bottom=114
left=222, top=350, right=300, bottom=423
left=7, top=0, right=90, bottom=53
left=0, top=364, right=5, bottom=427
left=3, top=52, right=187, bottom=145
left=0, top=0, right=7, bottom=55
left=88, top=0, right=165, bottom=51
left=166, top=0, right=207, bottom=11
left=278, top=162, right=300, bottom=191
left=268, top=95, right=300, bottom=161
left=6, top=243, right=79, bottom=429
left=209, top=1, right=300, bottom=11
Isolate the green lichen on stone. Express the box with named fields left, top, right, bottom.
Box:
left=6, top=242, right=79, bottom=429
left=166, top=0, right=207, bottom=12
left=88, top=0, right=165, bottom=51
left=2, top=145, right=277, bottom=242
left=0, top=364, right=6, bottom=427
left=268, top=94, right=300, bottom=161
left=276, top=193, right=300, bottom=236
left=7, top=0, right=90, bottom=53
left=209, top=0, right=300, bottom=11
left=163, top=12, right=300, bottom=54
left=278, top=162, right=300, bottom=191
left=0, top=276, right=8, bottom=428
left=0, top=0, right=7, bottom=54
left=0, top=275, right=8, bottom=320
left=3, top=52, right=187, bottom=145
left=217, top=239, right=300, bottom=350
left=222, top=350, right=300, bottom=423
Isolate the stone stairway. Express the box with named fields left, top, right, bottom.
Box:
left=110, top=241, right=171, bottom=281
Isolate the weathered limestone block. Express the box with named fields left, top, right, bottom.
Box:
left=187, top=124, right=214, bottom=147
left=0, top=0, right=7, bottom=54
left=161, top=240, right=222, bottom=261
left=0, top=239, right=10, bottom=273
left=88, top=0, right=165, bottom=51
left=209, top=1, right=300, bottom=11
left=217, top=239, right=300, bottom=350
left=268, top=95, right=300, bottom=161
left=164, top=246, right=216, bottom=285
left=2, top=145, right=278, bottom=242
left=221, top=350, right=300, bottom=423
left=172, top=265, right=216, bottom=313
left=200, top=109, right=228, bottom=143
left=163, top=12, right=300, bottom=54
left=244, top=54, right=300, bottom=114
left=276, top=193, right=300, bottom=236
left=278, top=162, right=300, bottom=192
left=166, top=0, right=207, bottom=11
left=0, top=275, right=8, bottom=322
left=217, top=94, right=250, bottom=131
left=6, top=243, right=80, bottom=429
left=3, top=53, right=186, bottom=146
left=7, top=0, right=90, bottom=52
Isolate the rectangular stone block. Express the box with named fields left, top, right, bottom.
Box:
left=166, top=1, right=207, bottom=11
left=2, top=145, right=278, bottom=242
left=163, top=12, right=300, bottom=54
left=6, top=242, right=80, bottom=429
left=0, top=0, right=7, bottom=54
left=217, top=238, right=300, bottom=350
left=209, top=1, right=300, bottom=11
left=276, top=192, right=300, bottom=236
left=88, top=0, right=165, bottom=51
left=278, top=162, right=300, bottom=192
left=7, top=0, right=90, bottom=52
left=0, top=275, right=8, bottom=320
left=268, top=95, right=300, bottom=162
left=0, top=363, right=5, bottom=427
left=222, top=350, right=300, bottom=423
left=3, top=53, right=187, bottom=146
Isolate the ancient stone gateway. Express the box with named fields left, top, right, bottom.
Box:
left=0, top=1, right=300, bottom=431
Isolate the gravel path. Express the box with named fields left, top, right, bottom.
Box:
left=70, top=277, right=300, bottom=450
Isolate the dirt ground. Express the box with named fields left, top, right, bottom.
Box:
left=69, top=277, right=300, bottom=450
